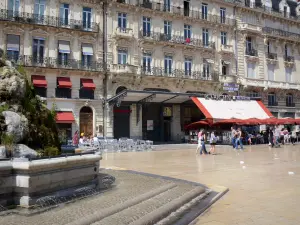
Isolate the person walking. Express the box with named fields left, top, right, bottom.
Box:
left=209, top=131, right=217, bottom=155
left=269, top=128, right=274, bottom=147
left=235, top=128, right=244, bottom=150
left=199, top=129, right=208, bottom=155
left=231, top=127, right=236, bottom=149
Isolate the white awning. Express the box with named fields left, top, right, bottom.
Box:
left=82, top=43, right=94, bottom=56
left=205, top=59, right=214, bottom=64
left=191, top=97, right=272, bottom=120
left=58, top=40, right=71, bottom=54
left=7, top=34, right=20, bottom=51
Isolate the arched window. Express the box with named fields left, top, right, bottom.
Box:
left=286, top=93, right=294, bottom=107
left=268, top=92, right=277, bottom=106
left=116, top=86, right=127, bottom=94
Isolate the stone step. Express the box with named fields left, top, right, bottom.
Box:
left=91, top=185, right=206, bottom=225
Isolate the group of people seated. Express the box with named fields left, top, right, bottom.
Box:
left=78, top=133, right=99, bottom=146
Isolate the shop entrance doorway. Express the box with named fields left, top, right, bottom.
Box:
left=80, top=106, right=93, bottom=137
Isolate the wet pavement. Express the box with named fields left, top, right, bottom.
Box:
left=101, top=144, right=300, bottom=225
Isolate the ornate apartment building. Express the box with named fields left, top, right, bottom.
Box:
left=236, top=0, right=300, bottom=118
left=0, top=0, right=299, bottom=142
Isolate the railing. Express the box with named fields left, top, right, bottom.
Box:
left=286, top=102, right=295, bottom=107
left=140, top=66, right=219, bottom=81
left=115, top=1, right=235, bottom=25
left=266, top=52, right=277, bottom=60
left=262, top=27, right=300, bottom=39
left=6, top=55, right=104, bottom=72
left=220, top=45, right=233, bottom=52
left=0, top=9, right=98, bottom=32
left=243, top=3, right=300, bottom=22
left=56, top=88, right=72, bottom=98
left=284, top=56, right=295, bottom=63
left=268, top=101, right=278, bottom=107
left=117, top=27, right=132, bottom=33
left=245, top=49, right=258, bottom=56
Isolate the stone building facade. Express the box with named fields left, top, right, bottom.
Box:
left=0, top=0, right=299, bottom=142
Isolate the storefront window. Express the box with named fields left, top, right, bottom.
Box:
left=57, top=123, right=72, bottom=145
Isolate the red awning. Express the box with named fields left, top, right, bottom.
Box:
left=32, top=75, right=47, bottom=87
left=81, top=79, right=96, bottom=90
left=56, top=112, right=75, bottom=124
left=184, top=120, right=210, bottom=130
left=57, top=77, right=72, bottom=88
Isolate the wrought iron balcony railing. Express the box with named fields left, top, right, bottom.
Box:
left=7, top=55, right=104, bottom=72
left=140, top=31, right=215, bottom=49
left=0, top=9, right=98, bottom=32
left=262, top=27, right=300, bottom=39
left=266, top=52, right=277, bottom=60
left=245, top=48, right=258, bottom=56
left=284, top=56, right=295, bottom=62
left=286, top=102, right=295, bottom=107
left=140, top=66, right=219, bottom=81
left=115, top=1, right=235, bottom=26
left=268, top=101, right=278, bottom=107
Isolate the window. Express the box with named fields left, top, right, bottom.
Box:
left=202, top=3, right=208, bottom=20
left=220, top=8, right=226, bottom=23
left=143, top=53, right=152, bottom=73
left=58, top=40, right=70, bottom=66
left=267, top=64, right=274, bottom=81
left=221, top=61, right=228, bottom=75
left=7, top=34, right=20, bottom=61
left=285, top=67, right=292, bottom=83
left=203, top=60, right=210, bottom=78
left=164, top=21, right=172, bottom=40
left=285, top=44, right=288, bottom=57
left=268, top=93, right=276, bottom=106
left=202, top=28, right=209, bottom=46
left=283, top=6, right=287, bottom=17
left=82, top=43, right=93, bottom=67
left=80, top=79, right=94, bottom=99
left=33, top=38, right=45, bottom=64
left=246, top=37, right=252, bottom=51
left=267, top=41, right=270, bottom=53
left=118, top=13, right=127, bottom=32
left=164, top=56, right=172, bottom=75
left=247, top=91, right=259, bottom=98
left=184, top=0, right=190, bottom=17
left=143, top=17, right=151, bottom=37
left=164, top=0, right=171, bottom=12
left=60, top=4, right=69, bottom=26
left=221, top=32, right=227, bottom=45
left=184, top=58, right=192, bottom=76
left=83, top=7, right=92, bottom=30
left=56, top=78, right=71, bottom=98
left=118, top=50, right=127, bottom=64
left=34, top=0, right=45, bottom=22
left=247, top=62, right=255, bottom=78
left=286, top=94, right=294, bottom=107
left=34, top=87, right=47, bottom=97
left=184, top=24, right=191, bottom=39
left=8, top=0, right=20, bottom=16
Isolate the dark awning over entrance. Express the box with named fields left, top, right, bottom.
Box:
left=106, top=90, right=206, bottom=106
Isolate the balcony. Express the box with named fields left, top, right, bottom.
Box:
left=114, top=1, right=235, bottom=26
left=239, top=23, right=262, bottom=33
left=266, top=52, right=277, bottom=60
left=110, top=64, right=136, bottom=74
left=140, top=31, right=207, bottom=48
left=56, top=88, right=71, bottom=99
left=220, top=45, right=234, bottom=54
left=140, top=66, right=218, bottom=81
left=7, top=55, right=104, bottom=72
left=262, top=27, right=300, bottom=40
left=0, top=9, right=98, bottom=32
left=245, top=49, right=258, bottom=57
left=113, top=27, right=134, bottom=39
left=268, top=102, right=278, bottom=107
left=286, top=102, right=295, bottom=108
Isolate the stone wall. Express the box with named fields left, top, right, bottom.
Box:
left=0, top=154, right=101, bottom=208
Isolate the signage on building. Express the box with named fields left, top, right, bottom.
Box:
left=223, top=83, right=239, bottom=92
left=163, top=107, right=172, bottom=117
left=147, top=120, right=153, bottom=131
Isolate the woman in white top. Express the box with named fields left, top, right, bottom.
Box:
left=209, top=131, right=217, bottom=155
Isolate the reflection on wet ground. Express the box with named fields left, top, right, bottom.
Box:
left=101, top=144, right=300, bottom=225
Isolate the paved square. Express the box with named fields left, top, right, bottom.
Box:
left=101, top=144, right=300, bottom=225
